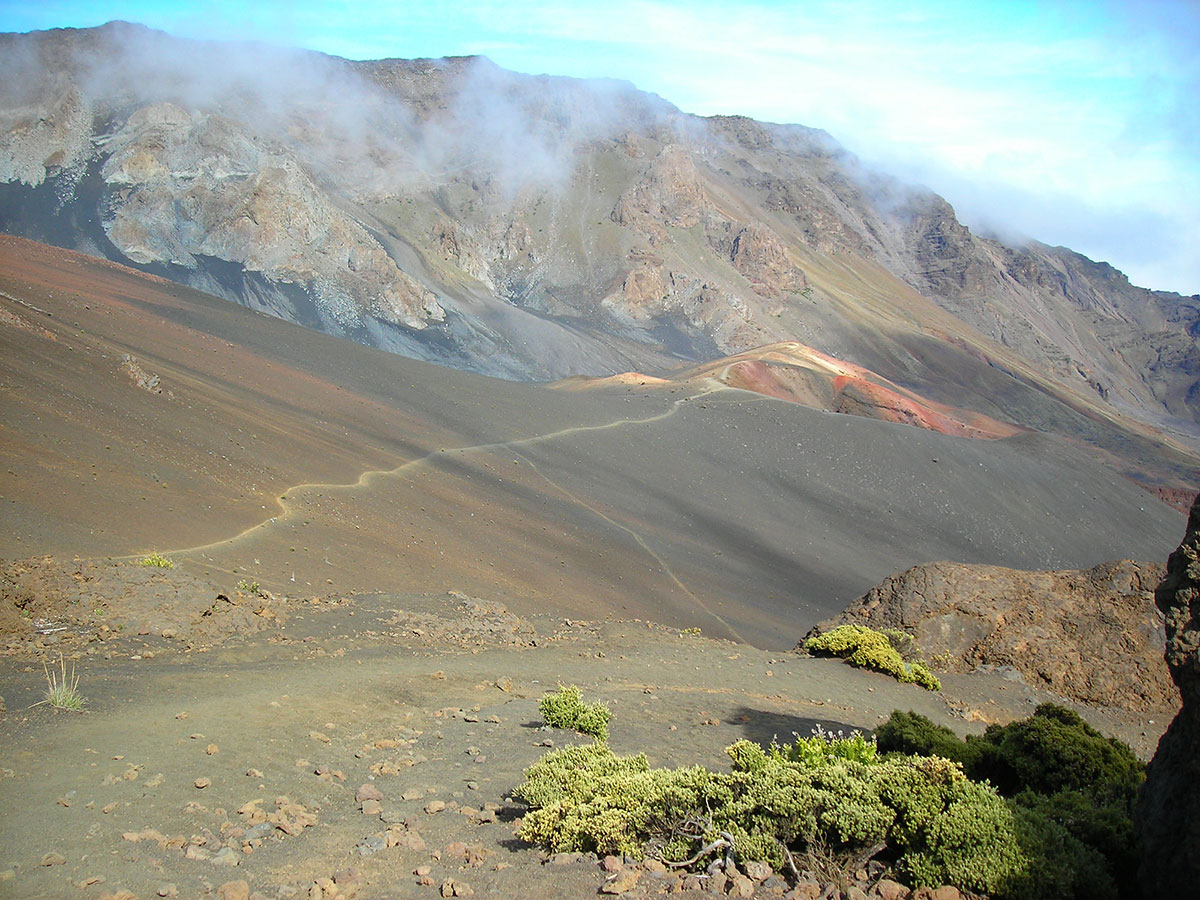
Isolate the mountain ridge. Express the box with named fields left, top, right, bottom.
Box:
left=2, top=21, right=1198, bottom=485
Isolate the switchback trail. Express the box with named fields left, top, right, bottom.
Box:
left=116, top=385, right=747, bottom=638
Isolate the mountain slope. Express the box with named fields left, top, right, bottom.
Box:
left=1, top=21, right=1198, bottom=459
left=0, top=235, right=1187, bottom=648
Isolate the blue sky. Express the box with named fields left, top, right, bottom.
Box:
left=2, top=0, right=1197, bottom=295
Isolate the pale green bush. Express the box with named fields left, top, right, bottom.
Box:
left=805, top=625, right=940, bottom=691
left=769, top=724, right=878, bottom=767
left=514, top=734, right=1111, bottom=898
left=538, top=685, right=612, bottom=740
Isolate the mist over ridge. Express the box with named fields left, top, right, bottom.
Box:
left=2, top=19, right=1200, bottom=490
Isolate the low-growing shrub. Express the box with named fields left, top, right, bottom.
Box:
left=875, top=705, right=1140, bottom=898
left=971, top=704, right=1143, bottom=807
left=138, top=551, right=174, bottom=569
left=805, top=625, right=940, bottom=691
left=769, top=724, right=879, bottom=767
left=538, top=685, right=612, bottom=741
left=874, top=709, right=980, bottom=769
left=880, top=705, right=1143, bottom=807
left=514, top=738, right=1107, bottom=898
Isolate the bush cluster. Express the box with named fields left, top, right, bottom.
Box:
left=538, top=685, right=612, bottom=741
left=514, top=733, right=1108, bottom=899
left=875, top=704, right=1142, bottom=897
left=768, top=724, right=878, bottom=767
left=138, top=552, right=174, bottom=569
left=805, top=625, right=940, bottom=691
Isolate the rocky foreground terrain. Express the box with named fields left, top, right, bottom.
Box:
left=0, top=553, right=1173, bottom=900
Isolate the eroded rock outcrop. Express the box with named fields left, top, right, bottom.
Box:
left=1137, top=495, right=1200, bottom=895
left=611, top=145, right=707, bottom=234
left=100, top=104, right=444, bottom=330
left=812, top=559, right=1176, bottom=715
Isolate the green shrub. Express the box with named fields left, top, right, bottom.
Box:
left=1006, top=802, right=1117, bottom=900
left=805, top=625, right=940, bottom=691
left=514, top=739, right=1108, bottom=898
left=970, top=704, right=1143, bottom=808
left=875, top=710, right=981, bottom=769
left=1013, top=789, right=1132, bottom=898
left=538, top=685, right=612, bottom=741
left=769, top=724, right=879, bottom=767
left=874, top=706, right=1138, bottom=898
left=236, top=579, right=261, bottom=595
left=138, top=551, right=174, bottom=569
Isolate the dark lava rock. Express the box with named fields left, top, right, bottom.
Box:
left=1137, top=495, right=1200, bottom=895
left=809, top=559, right=1176, bottom=714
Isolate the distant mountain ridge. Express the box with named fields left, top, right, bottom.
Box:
left=1, top=21, right=1198, bottom=489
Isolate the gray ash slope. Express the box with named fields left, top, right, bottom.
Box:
left=0, top=236, right=1186, bottom=650
left=2, top=20, right=1199, bottom=443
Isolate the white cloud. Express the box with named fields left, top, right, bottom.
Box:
left=455, top=0, right=1199, bottom=293
left=5, top=0, right=1196, bottom=292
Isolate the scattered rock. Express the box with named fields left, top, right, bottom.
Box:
left=743, top=861, right=772, bottom=882
left=40, top=852, right=66, bottom=866
left=217, top=880, right=250, bottom=900
left=355, top=783, right=383, bottom=804
left=874, top=880, right=909, bottom=900
left=211, top=847, right=241, bottom=866
left=356, top=835, right=386, bottom=856
left=601, top=869, right=642, bottom=894
left=424, top=800, right=446, bottom=815
left=728, top=872, right=755, bottom=897
left=194, top=777, right=211, bottom=789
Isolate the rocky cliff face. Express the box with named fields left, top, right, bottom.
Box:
left=810, top=559, right=1177, bottom=715
left=99, top=103, right=443, bottom=331
left=1137, top=496, right=1200, bottom=895
left=1, top=22, right=1198, bottom=455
